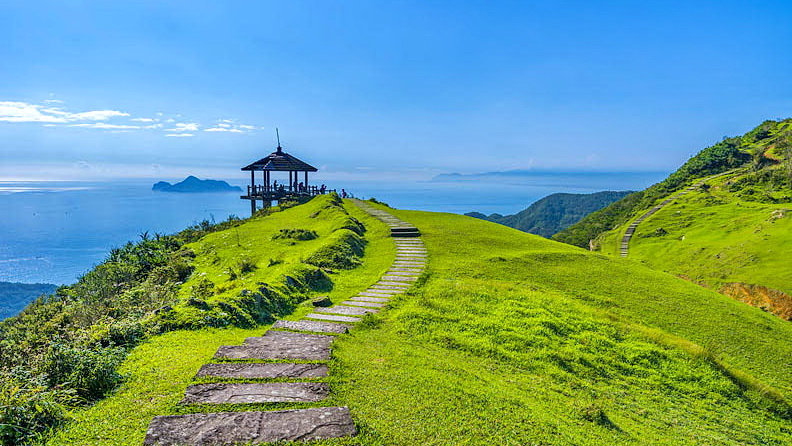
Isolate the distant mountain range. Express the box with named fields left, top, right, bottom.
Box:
left=466, top=191, right=632, bottom=238
left=153, top=176, right=242, bottom=193
left=0, top=281, right=57, bottom=320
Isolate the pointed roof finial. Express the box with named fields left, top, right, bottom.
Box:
left=275, top=127, right=282, bottom=154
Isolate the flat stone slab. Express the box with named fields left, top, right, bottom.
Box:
left=381, top=275, right=418, bottom=282
left=195, top=363, right=328, bottom=380
left=368, top=285, right=405, bottom=291
left=244, top=330, right=334, bottom=344
left=314, top=305, right=378, bottom=316
left=343, top=300, right=386, bottom=308
left=359, top=290, right=397, bottom=297
left=377, top=281, right=411, bottom=287
left=305, top=313, right=362, bottom=323
left=181, top=382, right=328, bottom=405
left=386, top=271, right=421, bottom=276
left=214, top=331, right=332, bottom=361
left=272, top=319, right=351, bottom=334
left=144, top=407, right=356, bottom=445
left=351, top=295, right=390, bottom=303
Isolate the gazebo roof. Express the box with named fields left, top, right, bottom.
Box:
left=241, top=146, right=318, bottom=172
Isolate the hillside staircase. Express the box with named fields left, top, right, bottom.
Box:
left=620, top=172, right=731, bottom=257
left=143, top=201, right=426, bottom=445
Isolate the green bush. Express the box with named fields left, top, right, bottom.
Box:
left=304, top=229, right=366, bottom=269
left=0, top=375, right=72, bottom=446
left=41, top=344, right=125, bottom=402
left=271, top=228, right=318, bottom=241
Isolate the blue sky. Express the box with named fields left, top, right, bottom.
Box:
left=1, top=0, right=791, bottom=181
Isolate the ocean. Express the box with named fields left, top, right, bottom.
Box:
left=0, top=171, right=665, bottom=286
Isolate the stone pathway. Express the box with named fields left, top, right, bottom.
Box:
left=144, top=201, right=425, bottom=445
left=620, top=172, right=730, bottom=257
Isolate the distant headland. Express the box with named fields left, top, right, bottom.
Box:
left=152, top=176, right=242, bottom=193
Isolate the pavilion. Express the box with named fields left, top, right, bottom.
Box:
left=240, top=143, right=332, bottom=213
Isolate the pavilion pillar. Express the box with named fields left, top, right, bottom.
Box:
left=250, top=170, right=255, bottom=195
left=304, top=171, right=308, bottom=193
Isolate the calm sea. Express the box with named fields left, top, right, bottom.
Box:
left=0, top=171, right=665, bottom=285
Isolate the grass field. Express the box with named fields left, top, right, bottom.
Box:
left=43, top=200, right=792, bottom=445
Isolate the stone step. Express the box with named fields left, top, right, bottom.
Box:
left=314, top=305, right=379, bottom=316
left=377, top=281, right=411, bottom=287
left=195, top=363, right=328, bottom=380
left=381, top=275, right=418, bottom=282
left=359, top=291, right=397, bottom=297
left=214, top=332, right=333, bottom=361
left=386, top=271, right=421, bottom=276
left=272, top=319, right=351, bottom=334
left=391, top=227, right=419, bottom=232
left=305, top=313, right=362, bottom=323
left=343, top=300, right=386, bottom=308
left=393, top=262, right=426, bottom=267
left=392, top=233, right=421, bottom=238
left=367, top=285, right=404, bottom=290
left=350, top=295, right=390, bottom=303
left=144, top=407, right=356, bottom=445
left=181, top=382, right=328, bottom=405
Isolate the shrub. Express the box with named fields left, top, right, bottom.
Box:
left=304, top=229, right=366, bottom=269
left=0, top=375, right=72, bottom=446
left=41, top=344, right=125, bottom=402
left=272, top=228, right=318, bottom=241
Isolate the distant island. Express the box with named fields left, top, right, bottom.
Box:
left=467, top=190, right=632, bottom=238
left=0, top=281, right=57, bottom=320
left=152, top=175, right=242, bottom=193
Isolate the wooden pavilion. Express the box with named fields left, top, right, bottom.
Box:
left=241, top=142, right=332, bottom=213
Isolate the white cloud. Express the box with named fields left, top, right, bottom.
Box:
left=68, top=110, right=129, bottom=121
left=165, top=122, right=200, bottom=132
left=0, top=101, right=128, bottom=123
left=70, top=123, right=142, bottom=130
left=2, top=98, right=262, bottom=138
left=0, top=101, right=67, bottom=123
left=205, top=127, right=244, bottom=133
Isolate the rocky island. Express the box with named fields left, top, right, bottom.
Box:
left=152, top=176, right=242, bottom=193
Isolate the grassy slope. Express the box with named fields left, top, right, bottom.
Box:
left=599, top=172, right=792, bottom=296
left=44, top=201, right=792, bottom=445
left=328, top=206, right=792, bottom=445
left=43, top=198, right=394, bottom=445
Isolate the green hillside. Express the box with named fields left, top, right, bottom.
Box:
left=466, top=190, right=632, bottom=238
left=576, top=119, right=792, bottom=319
left=553, top=119, right=792, bottom=248
left=38, top=200, right=792, bottom=445
left=0, top=194, right=392, bottom=445
left=0, top=282, right=57, bottom=320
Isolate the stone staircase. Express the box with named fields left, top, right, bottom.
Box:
left=619, top=172, right=730, bottom=257
left=144, top=201, right=426, bottom=445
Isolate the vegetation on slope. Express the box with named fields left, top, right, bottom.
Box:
left=42, top=197, right=394, bottom=446
left=0, top=194, right=371, bottom=445
left=552, top=118, right=792, bottom=247
left=0, top=282, right=57, bottom=320
left=326, top=206, right=792, bottom=445
left=597, top=171, right=792, bottom=319
left=466, top=190, right=632, bottom=238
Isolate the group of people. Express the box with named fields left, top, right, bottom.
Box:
left=268, top=180, right=341, bottom=197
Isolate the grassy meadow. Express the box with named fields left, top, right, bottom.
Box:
left=39, top=199, right=792, bottom=445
